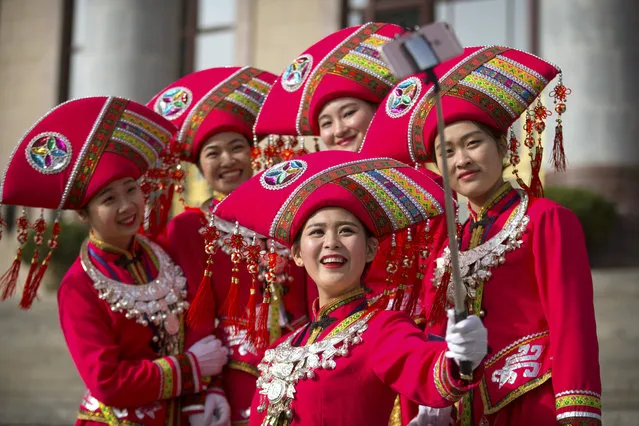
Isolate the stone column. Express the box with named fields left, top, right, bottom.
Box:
left=540, top=0, right=639, bottom=264
left=69, top=0, right=182, bottom=103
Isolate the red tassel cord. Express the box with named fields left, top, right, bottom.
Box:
left=220, top=225, right=248, bottom=333
left=186, top=222, right=221, bottom=327
left=243, top=236, right=263, bottom=345
left=186, top=258, right=216, bottom=328
left=0, top=210, right=30, bottom=301
left=550, top=75, right=571, bottom=172
left=254, top=243, right=284, bottom=350
left=20, top=217, right=62, bottom=309
left=23, top=211, right=46, bottom=290
left=254, top=288, right=271, bottom=351
left=404, top=221, right=431, bottom=317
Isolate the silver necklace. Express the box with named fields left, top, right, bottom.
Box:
left=255, top=312, right=373, bottom=424
left=433, top=189, right=529, bottom=303
left=80, top=234, right=189, bottom=336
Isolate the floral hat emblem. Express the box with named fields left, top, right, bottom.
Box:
left=25, top=132, right=72, bottom=174
left=281, top=54, right=314, bottom=92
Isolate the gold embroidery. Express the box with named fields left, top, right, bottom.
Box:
left=556, top=393, right=601, bottom=410
left=388, top=396, right=402, bottom=426
left=77, top=410, right=142, bottom=426
left=315, top=287, right=366, bottom=318
left=479, top=370, right=552, bottom=414
left=228, top=360, right=260, bottom=377
left=154, top=357, right=175, bottom=399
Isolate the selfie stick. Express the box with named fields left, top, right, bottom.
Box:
left=426, top=68, right=473, bottom=380
left=399, top=31, right=473, bottom=380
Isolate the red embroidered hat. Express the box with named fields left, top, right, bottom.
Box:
left=213, top=151, right=445, bottom=246
left=0, top=96, right=175, bottom=308
left=194, top=150, right=445, bottom=348
left=253, top=22, right=404, bottom=139
left=2, top=96, right=175, bottom=210
left=359, top=46, right=569, bottom=196
left=147, top=66, right=277, bottom=163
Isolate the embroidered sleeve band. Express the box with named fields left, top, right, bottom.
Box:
left=153, top=353, right=206, bottom=399
left=433, top=350, right=467, bottom=402
left=555, top=390, right=602, bottom=425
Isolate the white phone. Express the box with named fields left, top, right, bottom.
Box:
left=381, top=22, right=464, bottom=79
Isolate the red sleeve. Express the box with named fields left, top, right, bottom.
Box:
left=368, top=311, right=481, bottom=408
left=531, top=201, right=602, bottom=424
left=58, top=269, right=207, bottom=408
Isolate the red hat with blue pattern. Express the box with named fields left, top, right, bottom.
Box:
left=359, top=45, right=570, bottom=197
left=0, top=96, right=176, bottom=308
left=253, top=22, right=405, bottom=140
left=148, top=66, right=277, bottom=163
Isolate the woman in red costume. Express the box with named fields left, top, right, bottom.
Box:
left=147, top=67, right=311, bottom=426
left=366, top=45, right=602, bottom=425
left=252, top=22, right=406, bottom=155
left=208, top=150, right=489, bottom=426
left=0, top=97, right=229, bottom=425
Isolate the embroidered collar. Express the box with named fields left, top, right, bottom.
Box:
left=312, top=287, right=366, bottom=320
left=89, top=231, right=140, bottom=257
left=467, top=181, right=513, bottom=222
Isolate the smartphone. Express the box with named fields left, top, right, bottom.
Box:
left=381, top=22, right=464, bottom=79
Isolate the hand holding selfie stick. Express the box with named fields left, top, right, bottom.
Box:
left=381, top=23, right=473, bottom=380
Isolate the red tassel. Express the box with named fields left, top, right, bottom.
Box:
left=245, top=285, right=258, bottom=342
left=0, top=250, right=22, bottom=301
left=550, top=75, right=571, bottom=173
left=254, top=290, right=271, bottom=351
left=220, top=273, right=242, bottom=330
left=221, top=228, right=247, bottom=332
left=552, top=122, right=566, bottom=172
left=19, top=251, right=51, bottom=309
left=426, top=269, right=451, bottom=326
left=243, top=238, right=262, bottom=343
left=23, top=213, right=47, bottom=294
left=0, top=211, right=30, bottom=301
left=186, top=260, right=217, bottom=328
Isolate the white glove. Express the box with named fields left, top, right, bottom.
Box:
left=444, top=309, right=487, bottom=371
left=407, top=405, right=453, bottom=426
left=189, top=392, right=231, bottom=426
left=187, top=335, right=229, bottom=377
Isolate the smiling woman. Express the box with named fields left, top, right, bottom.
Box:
left=209, top=150, right=490, bottom=426
left=147, top=67, right=312, bottom=425
left=198, top=131, right=254, bottom=196
left=253, top=22, right=406, bottom=154
left=317, top=98, right=377, bottom=151
left=0, top=96, right=230, bottom=425
left=292, top=207, right=378, bottom=306
left=78, top=177, right=146, bottom=251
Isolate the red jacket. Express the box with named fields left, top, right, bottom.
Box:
left=58, top=235, right=216, bottom=425
left=249, top=289, right=481, bottom=426
left=418, top=185, right=602, bottom=426
left=164, top=207, right=311, bottom=425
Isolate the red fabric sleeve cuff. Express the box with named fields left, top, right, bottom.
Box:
left=153, top=352, right=208, bottom=399
left=433, top=351, right=482, bottom=402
